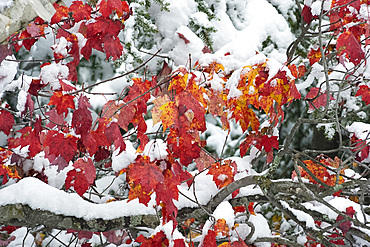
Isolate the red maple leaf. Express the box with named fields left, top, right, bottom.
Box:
left=28, top=79, right=46, bottom=96
left=69, top=1, right=92, bottom=22
left=302, top=5, right=314, bottom=24
left=0, top=109, right=14, bottom=135
left=105, top=122, right=126, bottom=153
left=48, top=92, right=75, bottom=115
left=136, top=231, right=169, bottom=247
left=337, top=31, right=365, bottom=65
left=51, top=3, right=69, bottom=24
left=72, top=96, right=92, bottom=135
left=65, top=158, right=96, bottom=196
left=127, top=156, right=164, bottom=193
left=43, top=130, right=78, bottom=163
left=201, top=229, right=217, bottom=247
left=308, top=48, right=322, bottom=66
left=8, top=127, right=41, bottom=157
left=156, top=169, right=181, bottom=223
left=99, top=0, right=123, bottom=18
left=355, top=85, right=370, bottom=105
left=167, top=130, right=201, bottom=166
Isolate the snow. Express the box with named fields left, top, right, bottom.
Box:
left=346, top=122, right=370, bottom=143
left=143, top=139, right=168, bottom=162
left=0, top=0, right=13, bottom=12
left=40, top=63, right=69, bottom=90
left=111, top=140, right=137, bottom=172
left=0, top=55, right=18, bottom=97
left=213, top=201, right=235, bottom=228
left=0, top=177, right=156, bottom=220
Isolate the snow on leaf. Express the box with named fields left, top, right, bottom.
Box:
left=207, top=161, right=235, bottom=189
left=8, top=127, right=41, bottom=158
left=48, top=92, right=75, bottom=115
left=65, top=158, right=96, bottom=196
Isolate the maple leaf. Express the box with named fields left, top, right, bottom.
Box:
left=103, top=34, right=123, bottom=60
left=247, top=202, right=256, bottom=216
left=308, top=48, right=322, bottom=66
left=201, top=229, right=217, bottom=247
left=105, top=122, right=126, bottom=153
left=72, top=96, right=92, bottom=135
left=65, top=158, right=96, bottom=196
left=156, top=169, right=181, bottom=223
left=136, top=231, right=169, bottom=247
left=127, top=155, right=164, bottom=193
left=128, top=183, right=151, bottom=205
left=69, top=1, right=92, bottom=22
left=43, top=130, right=78, bottom=163
left=48, top=92, right=75, bottom=115
left=302, top=5, right=314, bottom=24
left=207, top=161, right=235, bottom=189
left=159, top=101, right=179, bottom=131
left=152, top=94, right=171, bottom=126
left=337, top=31, right=365, bottom=65
left=173, top=239, right=186, bottom=247
left=28, top=79, right=46, bottom=96
left=0, top=44, right=12, bottom=64
left=8, top=127, right=41, bottom=157
left=240, top=134, right=279, bottom=157
left=45, top=109, right=65, bottom=130
left=175, top=91, right=206, bottom=131
left=99, top=0, right=123, bottom=18
left=51, top=3, right=69, bottom=24
left=0, top=109, right=14, bottom=135
left=167, top=130, right=201, bottom=166
left=214, top=218, right=229, bottom=236
left=355, top=85, right=370, bottom=105
left=231, top=239, right=249, bottom=247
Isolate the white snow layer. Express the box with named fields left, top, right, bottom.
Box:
left=0, top=177, right=156, bottom=219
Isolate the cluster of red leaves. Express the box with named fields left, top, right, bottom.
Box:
left=11, top=17, right=47, bottom=51
left=292, top=156, right=345, bottom=194
left=136, top=230, right=187, bottom=247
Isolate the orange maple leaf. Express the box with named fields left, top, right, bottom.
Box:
left=214, top=218, right=230, bottom=236
left=207, top=161, right=235, bottom=189
left=48, top=92, right=75, bottom=115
